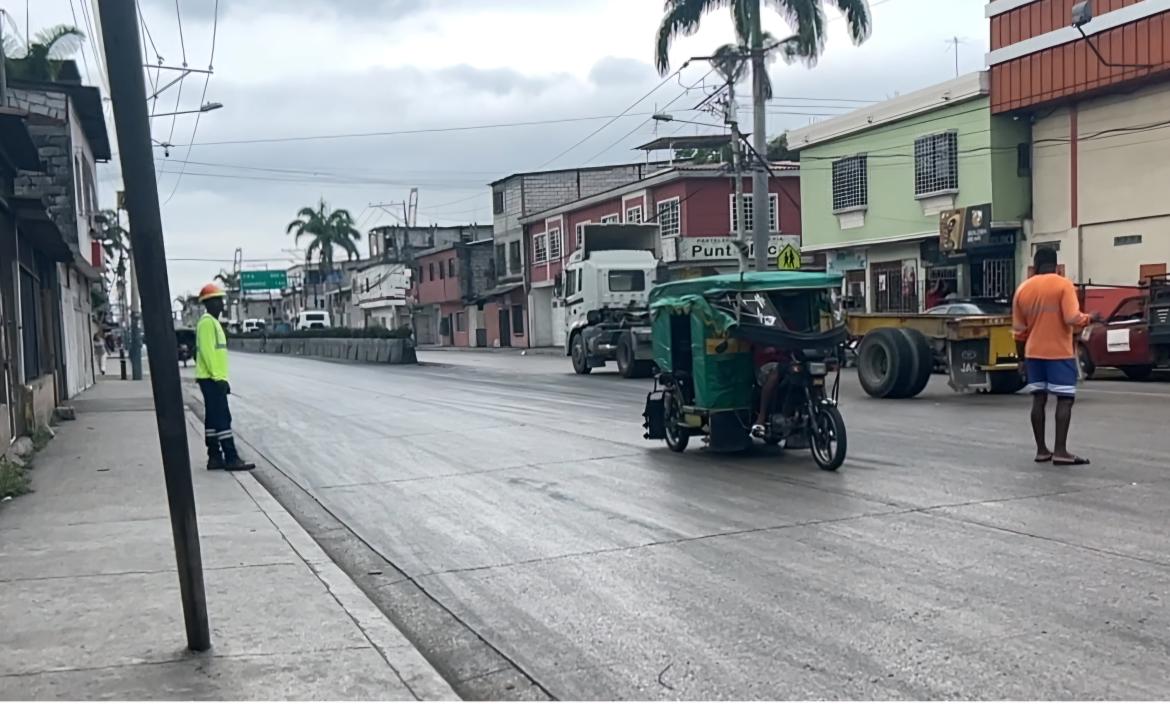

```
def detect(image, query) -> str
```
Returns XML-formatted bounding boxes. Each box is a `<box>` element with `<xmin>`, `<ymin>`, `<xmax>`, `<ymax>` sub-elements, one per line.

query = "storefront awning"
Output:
<box><xmin>10</xmin><ymin>196</ymin><xmax>71</xmax><ymax>262</ymax></box>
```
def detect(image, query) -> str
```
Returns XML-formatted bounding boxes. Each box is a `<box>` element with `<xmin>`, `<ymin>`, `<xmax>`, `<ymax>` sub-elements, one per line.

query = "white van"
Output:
<box><xmin>295</xmin><ymin>311</ymin><xmax>331</xmax><ymax>330</ymax></box>
<box><xmin>242</xmin><ymin>318</ymin><xmax>267</xmax><ymax>333</ymax></box>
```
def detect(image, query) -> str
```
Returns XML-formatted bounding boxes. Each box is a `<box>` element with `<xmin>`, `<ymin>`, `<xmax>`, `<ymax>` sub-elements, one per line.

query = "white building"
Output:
<box><xmin>354</xmin><ymin>261</ymin><xmax>411</xmax><ymax>329</ymax></box>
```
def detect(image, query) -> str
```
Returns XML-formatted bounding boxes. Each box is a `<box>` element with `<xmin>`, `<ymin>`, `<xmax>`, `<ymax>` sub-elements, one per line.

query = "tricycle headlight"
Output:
<box><xmin>808</xmin><ymin>362</ymin><xmax>828</xmax><ymax>376</ymax></box>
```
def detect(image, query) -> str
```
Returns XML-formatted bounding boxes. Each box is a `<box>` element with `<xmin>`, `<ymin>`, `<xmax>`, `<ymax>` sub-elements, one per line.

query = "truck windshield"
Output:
<box><xmin>608</xmin><ymin>271</ymin><xmax>645</xmax><ymax>292</ymax></box>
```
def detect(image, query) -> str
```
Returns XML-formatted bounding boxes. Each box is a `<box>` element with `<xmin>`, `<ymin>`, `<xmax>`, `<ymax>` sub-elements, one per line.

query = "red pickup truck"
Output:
<box><xmin>1079</xmin><ymin>276</ymin><xmax>1170</xmax><ymax>380</ymax></box>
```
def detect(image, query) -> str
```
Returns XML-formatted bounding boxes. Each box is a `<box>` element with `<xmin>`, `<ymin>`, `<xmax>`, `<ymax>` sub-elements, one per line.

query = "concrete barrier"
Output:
<box><xmin>226</xmin><ymin>337</ymin><xmax>416</xmax><ymax>365</ymax></box>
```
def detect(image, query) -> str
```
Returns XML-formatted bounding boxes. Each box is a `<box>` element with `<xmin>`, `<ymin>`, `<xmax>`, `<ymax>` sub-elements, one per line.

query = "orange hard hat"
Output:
<box><xmin>198</xmin><ymin>283</ymin><xmax>226</xmax><ymax>301</ymax></box>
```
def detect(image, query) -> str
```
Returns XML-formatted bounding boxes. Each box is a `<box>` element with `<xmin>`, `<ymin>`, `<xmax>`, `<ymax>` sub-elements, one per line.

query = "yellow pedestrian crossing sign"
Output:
<box><xmin>776</xmin><ymin>243</ymin><xmax>801</xmax><ymax>270</ymax></box>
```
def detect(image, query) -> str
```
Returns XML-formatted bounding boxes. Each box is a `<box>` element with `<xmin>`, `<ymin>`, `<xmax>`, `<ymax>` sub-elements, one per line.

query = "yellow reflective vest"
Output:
<box><xmin>195</xmin><ymin>313</ymin><xmax>229</xmax><ymax>381</ymax></box>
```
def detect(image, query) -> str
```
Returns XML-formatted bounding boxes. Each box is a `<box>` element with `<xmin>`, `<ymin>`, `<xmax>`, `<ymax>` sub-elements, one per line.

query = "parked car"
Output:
<box><xmin>242</xmin><ymin>318</ymin><xmax>267</xmax><ymax>333</ymax></box>
<box><xmin>295</xmin><ymin>311</ymin><xmax>331</xmax><ymax>330</ymax></box>
<box><xmin>924</xmin><ymin>299</ymin><xmax>1011</xmax><ymax>317</ymax></box>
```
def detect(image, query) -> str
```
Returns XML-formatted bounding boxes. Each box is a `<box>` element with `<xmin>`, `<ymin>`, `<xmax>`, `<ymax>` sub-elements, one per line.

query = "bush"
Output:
<box><xmin>233</xmin><ymin>325</ymin><xmax>413</xmax><ymax>340</ymax></box>
<box><xmin>0</xmin><ymin>457</ymin><xmax>31</xmax><ymax>500</ymax></box>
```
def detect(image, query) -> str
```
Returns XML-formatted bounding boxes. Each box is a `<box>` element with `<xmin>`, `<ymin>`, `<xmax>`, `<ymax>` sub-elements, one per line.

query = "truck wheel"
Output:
<box><xmin>856</xmin><ymin>328</ymin><xmax>914</xmax><ymax>399</ymax></box>
<box><xmin>570</xmin><ymin>333</ymin><xmax>592</xmax><ymax>375</ymax></box>
<box><xmin>896</xmin><ymin>328</ymin><xmax>934</xmax><ymax>399</ymax></box>
<box><xmin>1121</xmin><ymin>365</ymin><xmax>1153</xmax><ymax>381</ymax></box>
<box><xmin>988</xmin><ymin>370</ymin><xmax>1025</xmax><ymax>394</ymax></box>
<box><xmin>1078</xmin><ymin>345</ymin><xmax>1096</xmax><ymax>380</ymax></box>
<box><xmin>617</xmin><ymin>338</ymin><xmax>653</xmax><ymax>379</ymax></box>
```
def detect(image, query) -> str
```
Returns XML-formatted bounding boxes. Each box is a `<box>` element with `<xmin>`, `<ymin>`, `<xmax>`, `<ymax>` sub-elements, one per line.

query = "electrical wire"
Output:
<box><xmin>582</xmin><ymin>66</ymin><xmax>719</xmax><ymax>165</ymax></box>
<box><xmin>173</xmin><ymin>0</ymin><xmax>187</xmax><ymax>66</ymax></box>
<box><xmin>65</xmin><ymin>0</ymin><xmax>94</xmax><ymax>90</ymax></box>
<box><xmin>163</xmin><ymin>0</ymin><xmax>217</xmax><ymax>206</ymax></box>
<box><xmin>535</xmin><ymin>63</ymin><xmax>692</xmax><ymax>170</ymax></box>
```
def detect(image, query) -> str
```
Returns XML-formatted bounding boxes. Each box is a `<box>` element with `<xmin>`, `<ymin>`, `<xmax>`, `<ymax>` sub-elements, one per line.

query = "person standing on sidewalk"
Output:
<box><xmin>92</xmin><ymin>331</ymin><xmax>107</xmax><ymax>375</ymax></box>
<box><xmin>196</xmin><ymin>283</ymin><xmax>255</xmax><ymax>471</ymax></box>
<box><xmin>1012</xmin><ymin>247</ymin><xmax>1099</xmax><ymax>466</ymax></box>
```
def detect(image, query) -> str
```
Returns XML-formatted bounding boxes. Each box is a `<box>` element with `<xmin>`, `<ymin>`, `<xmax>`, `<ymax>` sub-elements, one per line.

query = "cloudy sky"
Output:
<box><xmin>9</xmin><ymin>0</ymin><xmax>989</xmax><ymax>298</ymax></box>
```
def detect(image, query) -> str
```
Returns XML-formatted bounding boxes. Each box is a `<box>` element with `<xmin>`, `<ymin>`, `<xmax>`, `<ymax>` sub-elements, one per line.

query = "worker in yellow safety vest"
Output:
<box><xmin>196</xmin><ymin>283</ymin><xmax>255</xmax><ymax>471</ymax></box>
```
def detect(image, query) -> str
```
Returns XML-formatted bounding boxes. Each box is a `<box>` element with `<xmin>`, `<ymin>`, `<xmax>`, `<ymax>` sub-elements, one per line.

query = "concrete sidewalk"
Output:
<box><xmin>0</xmin><ymin>380</ymin><xmax>458</xmax><ymax>700</ymax></box>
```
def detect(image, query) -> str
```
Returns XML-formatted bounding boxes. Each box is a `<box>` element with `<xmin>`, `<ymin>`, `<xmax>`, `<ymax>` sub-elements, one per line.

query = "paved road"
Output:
<box><xmin>223</xmin><ymin>350</ymin><xmax>1170</xmax><ymax>699</ymax></box>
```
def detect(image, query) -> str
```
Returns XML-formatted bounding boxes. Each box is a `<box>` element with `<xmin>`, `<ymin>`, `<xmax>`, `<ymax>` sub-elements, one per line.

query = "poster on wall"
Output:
<box><xmin>939</xmin><ymin>203</ymin><xmax>992</xmax><ymax>252</ymax></box>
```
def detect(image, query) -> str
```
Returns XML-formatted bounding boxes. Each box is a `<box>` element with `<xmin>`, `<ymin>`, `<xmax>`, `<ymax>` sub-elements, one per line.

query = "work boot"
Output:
<box><xmin>223</xmin><ymin>458</ymin><xmax>256</xmax><ymax>472</ymax></box>
<box><xmin>206</xmin><ymin>438</ymin><xmax>225</xmax><ymax>471</ymax></box>
<box><xmin>220</xmin><ymin>438</ymin><xmax>255</xmax><ymax>471</ymax></box>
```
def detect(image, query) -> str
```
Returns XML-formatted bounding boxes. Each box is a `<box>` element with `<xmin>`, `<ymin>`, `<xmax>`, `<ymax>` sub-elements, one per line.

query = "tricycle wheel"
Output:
<box><xmin>570</xmin><ymin>333</ymin><xmax>592</xmax><ymax>375</ymax></box>
<box><xmin>663</xmin><ymin>391</ymin><xmax>689</xmax><ymax>453</ymax></box>
<box><xmin>808</xmin><ymin>403</ymin><xmax>847</xmax><ymax>471</ymax></box>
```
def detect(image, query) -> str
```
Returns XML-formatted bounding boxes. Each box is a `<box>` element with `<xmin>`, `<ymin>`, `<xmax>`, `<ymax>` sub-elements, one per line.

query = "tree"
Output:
<box><xmin>655</xmin><ymin>0</ymin><xmax>871</xmax><ymax>268</ymax></box>
<box><xmin>3</xmin><ymin>25</ymin><xmax>86</xmax><ymax>82</ymax></box>
<box><xmin>286</xmin><ymin>198</ymin><xmax>362</xmax><ymax>319</ymax></box>
<box><xmin>93</xmin><ymin>209</ymin><xmax>129</xmax><ymax>327</ymax></box>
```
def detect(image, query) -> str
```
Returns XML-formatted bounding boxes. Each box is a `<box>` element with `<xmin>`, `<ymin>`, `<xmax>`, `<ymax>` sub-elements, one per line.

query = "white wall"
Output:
<box><xmin>1031</xmin><ymin>82</ymin><xmax>1170</xmax><ymax>284</ymax></box>
<box><xmin>529</xmin><ymin>286</ymin><xmax>554</xmax><ymax>347</ymax></box>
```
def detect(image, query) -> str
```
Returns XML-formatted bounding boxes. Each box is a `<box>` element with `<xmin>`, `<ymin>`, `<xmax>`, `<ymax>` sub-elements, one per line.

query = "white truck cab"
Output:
<box><xmin>562</xmin><ymin>224</ymin><xmax>661</xmax><ymax>377</ymax></box>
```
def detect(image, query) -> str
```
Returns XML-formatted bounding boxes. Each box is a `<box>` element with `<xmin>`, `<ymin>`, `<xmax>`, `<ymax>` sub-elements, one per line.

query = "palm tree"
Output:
<box><xmin>3</xmin><ymin>25</ymin><xmax>87</xmax><ymax>82</ymax></box>
<box><xmin>655</xmin><ymin>0</ymin><xmax>871</xmax><ymax>269</ymax></box>
<box><xmin>214</xmin><ymin>270</ymin><xmax>241</xmax><ymax>321</ymax></box>
<box><xmin>286</xmin><ymin>198</ymin><xmax>361</xmax><ymax>319</ymax></box>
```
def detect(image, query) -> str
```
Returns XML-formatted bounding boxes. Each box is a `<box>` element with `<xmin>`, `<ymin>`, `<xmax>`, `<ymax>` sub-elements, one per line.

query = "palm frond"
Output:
<box><xmin>656</xmin><ymin>0</ymin><xmax>730</xmax><ymax>75</ymax></box>
<box><xmin>831</xmin><ymin>0</ymin><xmax>872</xmax><ymax>45</ymax></box>
<box><xmin>35</xmin><ymin>25</ymin><xmax>86</xmax><ymax>59</ymax></box>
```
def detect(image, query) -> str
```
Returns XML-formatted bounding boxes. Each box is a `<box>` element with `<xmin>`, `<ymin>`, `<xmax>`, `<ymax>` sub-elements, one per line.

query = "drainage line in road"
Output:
<box><xmin>237</xmin><ymin>432</ymin><xmax>559</xmax><ymax>701</ymax></box>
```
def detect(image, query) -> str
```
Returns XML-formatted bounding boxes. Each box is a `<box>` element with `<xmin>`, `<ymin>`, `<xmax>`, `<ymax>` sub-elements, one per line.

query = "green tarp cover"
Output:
<box><xmin>649</xmin><ymin>271</ymin><xmax>842</xmax><ymax>411</ymax></box>
<box><xmin>648</xmin><ymin>271</ymin><xmax>843</xmax><ymax>304</ymax></box>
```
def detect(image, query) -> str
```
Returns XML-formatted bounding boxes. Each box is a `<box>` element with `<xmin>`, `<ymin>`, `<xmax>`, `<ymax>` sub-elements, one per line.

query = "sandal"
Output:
<box><xmin>1053</xmin><ymin>455</ymin><xmax>1091</xmax><ymax>466</ymax></box>
<box><xmin>1034</xmin><ymin>453</ymin><xmax>1053</xmax><ymax>463</ymax></box>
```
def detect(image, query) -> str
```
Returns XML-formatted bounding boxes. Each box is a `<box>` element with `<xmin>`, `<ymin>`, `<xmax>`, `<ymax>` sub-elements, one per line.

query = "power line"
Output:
<box><xmin>163</xmin><ymin>0</ymin><xmax>218</xmax><ymax>206</ymax></box>
<box><xmin>173</xmin><ymin>0</ymin><xmax>187</xmax><ymax>66</ymax></box>
<box><xmin>157</xmin><ymin>113</ymin><xmax>690</xmax><ymax>148</ymax></box>
<box><xmin>536</xmin><ymin>63</ymin><xmax>692</xmax><ymax>169</ymax></box>
<box><xmin>583</xmin><ymin>66</ymin><xmax>718</xmax><ymax>165</ymax></box>
<box><xmin>66</xmin><ymin>0</ymin><xmax>94</xmax><ymax>92</ymax></box>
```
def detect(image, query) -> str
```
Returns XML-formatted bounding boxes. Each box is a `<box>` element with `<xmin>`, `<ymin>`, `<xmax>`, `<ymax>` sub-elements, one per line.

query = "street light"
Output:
<box><xmin>151</xmin><ymin>102</ymin><xmax>224</xmax><ymax>118</ymax></box>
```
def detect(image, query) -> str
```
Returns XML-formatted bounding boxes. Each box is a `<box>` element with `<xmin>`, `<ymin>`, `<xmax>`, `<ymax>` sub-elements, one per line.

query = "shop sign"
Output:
<box><xmin>826</xmin><ymin>250</ymin><xmax>867</xmax><ymax>274</ymax></box>
<box><xmin>675</xmin><ymin>235</ymin><xmax>799</xmax><ymax>262</ymax></box>
<box><xmin>939</xmin><ymin>203</ymin><xmax>992</xmax><ymax>252</ymax></box>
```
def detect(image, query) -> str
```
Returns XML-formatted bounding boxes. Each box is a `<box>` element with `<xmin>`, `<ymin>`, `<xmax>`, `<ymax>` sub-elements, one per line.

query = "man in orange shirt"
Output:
<box><xmin>1012</xmin><ymin>247</ymin><xmax>1100</xmax><ymax>465</ymax></box>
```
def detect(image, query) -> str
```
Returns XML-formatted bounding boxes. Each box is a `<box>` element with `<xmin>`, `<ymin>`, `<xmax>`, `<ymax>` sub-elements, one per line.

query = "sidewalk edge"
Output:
<box><xmin>183</xmin><ymin>409</ymin><xmax>460</xmax><ymax>701</ymax></box>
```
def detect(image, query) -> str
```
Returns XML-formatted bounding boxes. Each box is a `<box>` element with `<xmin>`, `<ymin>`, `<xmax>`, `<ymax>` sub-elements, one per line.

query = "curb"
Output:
<box><xmin>183</xmin><ymin>395</ymin><xmax>461</xmax><ymax>701</ymax></box>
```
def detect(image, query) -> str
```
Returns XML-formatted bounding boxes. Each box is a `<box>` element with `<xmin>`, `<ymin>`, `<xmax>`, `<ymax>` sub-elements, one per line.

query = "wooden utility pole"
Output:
<box><xmin>96</xmin><ymin>0</ymin><xmax>210</xmax><ymax>652</ymax></box>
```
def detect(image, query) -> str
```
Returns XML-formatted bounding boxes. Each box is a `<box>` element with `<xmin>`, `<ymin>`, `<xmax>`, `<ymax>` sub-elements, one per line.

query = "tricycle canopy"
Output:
<box><xmin>648</xmin><ymin>271</ymin><xmax>845</xmax><ymax>410</ymax></box>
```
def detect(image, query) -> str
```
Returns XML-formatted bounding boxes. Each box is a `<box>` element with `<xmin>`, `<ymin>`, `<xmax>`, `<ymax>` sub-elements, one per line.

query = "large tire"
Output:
<box><xmin>570</xmin><ymin>332</ymin><xmax>591</xmax><ymax>375</ymax></box>
<box><xmin>616</xmin><ymin>337</ymin><xmax>651</xmax><ymax>379</ymax></box>
<box><xmin>1122</xmin><ymin>365</ymin><xmax>1154</xmax><ymax>381</ymax></box>
<box><xmin>809</xmin><ymin>403</ymin><xmax>847</xmax><ymax>471</ymax></box>
<box><xmin>988</xmin><ymin>370</ymin><xmax>1026</xmax><ymax>394</ymax></box>
<box><xmin>896</xmin><ymin>328</ymin><xmax>934</xmax><ymax>399</ymax></box>
<box><xmin>856</xmin><ymin>328</ymin><xmax>915</xmax><ymax>398</ymax></box>
<box><xmin>1078</xmin><ymin>344</ymin><xmax>1096</xmax><ymax>380</ymax></box>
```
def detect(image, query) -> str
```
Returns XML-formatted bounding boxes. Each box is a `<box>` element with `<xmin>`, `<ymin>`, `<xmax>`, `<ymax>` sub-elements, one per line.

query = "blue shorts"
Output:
<box><xmin>1024</xmin><ymin>358</ymin><xmax>1078</xmax><ymax>397</ymax></box>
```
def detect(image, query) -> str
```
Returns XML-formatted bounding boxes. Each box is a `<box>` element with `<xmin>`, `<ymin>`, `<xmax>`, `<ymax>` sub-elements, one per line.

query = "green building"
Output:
<box><xmin>787</xmin><ymin>71</ymin><xmax>1031</xmax><ymax>313</ymax></box>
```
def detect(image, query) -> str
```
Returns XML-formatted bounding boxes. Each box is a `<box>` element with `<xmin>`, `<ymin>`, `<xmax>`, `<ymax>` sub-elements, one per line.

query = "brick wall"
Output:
<box><xmin>7</xmin><ymin>87</ymin><xmax>79</xmax><ymax>247</ymax></box>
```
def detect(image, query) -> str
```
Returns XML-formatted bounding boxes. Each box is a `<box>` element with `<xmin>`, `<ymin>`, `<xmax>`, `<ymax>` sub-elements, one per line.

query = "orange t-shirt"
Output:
<box><xmin>1011</xmin><ymin>273</ymin><xmax>1090</xmax><ymax>359</ymax></box>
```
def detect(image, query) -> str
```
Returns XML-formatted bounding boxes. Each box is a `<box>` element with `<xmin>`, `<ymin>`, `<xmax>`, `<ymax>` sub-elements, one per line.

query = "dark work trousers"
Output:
<box><xmin>198</xmin><ymin>379</ymin><xmax>241</xmax><ymax>463</ymax></box>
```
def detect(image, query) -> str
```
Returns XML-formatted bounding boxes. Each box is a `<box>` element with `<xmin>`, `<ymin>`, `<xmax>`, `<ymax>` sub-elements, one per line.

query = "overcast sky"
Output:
<box><xmin>8</xmin><ymin>0</ymin><xmax>989</xmax><ymax>299</ymax></box>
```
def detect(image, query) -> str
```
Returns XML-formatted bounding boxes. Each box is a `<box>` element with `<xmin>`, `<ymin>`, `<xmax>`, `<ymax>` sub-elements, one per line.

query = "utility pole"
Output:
<box><xmin>749</xmin><ymin>9</ymin><xmax>770</xmax><ymax>272</ymax></box>
<box><xmin>122</xmin><ymin>197</ymin><xmax>143</xmax><ymax>380</ymax></box>
<box><xmin>97</xmin><ymin>0</ymin><xmax>210</xmax><ymax>652</ymax></box>
<box><xmin>726</xmin><ymin>85</ymin><xmax>747</xmax><ymax>274</ymax></box>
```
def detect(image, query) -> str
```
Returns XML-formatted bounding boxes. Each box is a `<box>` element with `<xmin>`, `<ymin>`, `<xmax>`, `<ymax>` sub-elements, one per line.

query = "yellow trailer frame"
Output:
<box><xmin>846</xmin><ymin>313</ymin><xmax>1022</xmax><ymax>397</ymax></box>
